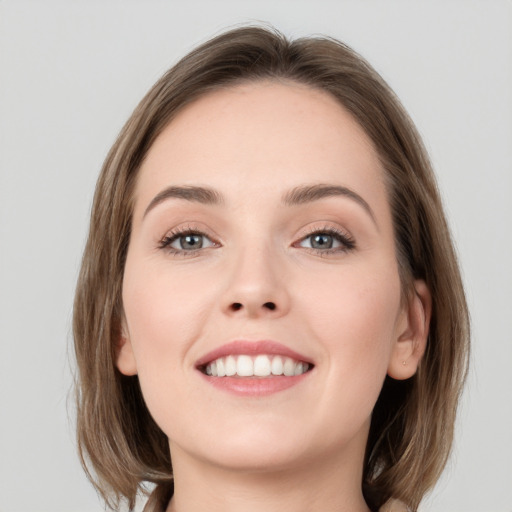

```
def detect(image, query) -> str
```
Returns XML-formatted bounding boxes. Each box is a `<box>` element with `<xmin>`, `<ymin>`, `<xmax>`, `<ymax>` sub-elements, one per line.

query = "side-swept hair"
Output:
<box><xmin>73</xmin><ymin>25</ymin><xmax>469</xmax><ymax>511</ymax></box>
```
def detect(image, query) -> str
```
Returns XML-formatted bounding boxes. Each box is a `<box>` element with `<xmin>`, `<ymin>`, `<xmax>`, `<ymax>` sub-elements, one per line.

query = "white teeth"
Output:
<box><xmin>294</xmin><ymin>362</ymin><xmax>305</xmax><ymax>376</ymax></box>
<box><xmin>236</xmin><ymin>355</ymin><xmax>254</xmax><ymax>377</ymax></box>
<box><xmin>271</xmin><ymin>356</ymin><xmax>284</xmax><ymax>375</ymax></box>
<box><xmin>254</xmin><ymin>355</ymin><xmax>271</xmax><ymax>377</ymax></box>
<box><xmin>225</xmin><ymin>355</ymin><xmax>236</xmax><ymax>376</ymax></box>
<box><xmin>283</xmin><ymin>357</ymin><xmax>295</xmax><ymax>376</ymax></box>
<box><xmin>216</xmin><ymin>358</ymin><xmax>226</xmax><ymax>377</ymax></box>
<box><xmin>204</xmin><ymin>354</ymin><xmax>311</xmax><ymax>378</ymax></box>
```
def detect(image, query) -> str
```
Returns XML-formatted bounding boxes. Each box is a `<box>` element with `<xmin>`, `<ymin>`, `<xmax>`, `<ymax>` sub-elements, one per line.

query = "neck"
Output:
<box><xmin>165</xmin><ymin>441</ymin><xmax>371</xmax><ymax>512</ymax></box>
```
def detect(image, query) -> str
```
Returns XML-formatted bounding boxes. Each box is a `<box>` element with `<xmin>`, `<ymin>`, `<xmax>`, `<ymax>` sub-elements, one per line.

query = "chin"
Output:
<box><xmin>169</xmin><ymin>415</ymin><xmax>363</xmax><ymax>476</ymax></box>
<box><xmin>201</xmin><ymin>440</ymin><xmax>311</xmax><ymax>474</ymax></box>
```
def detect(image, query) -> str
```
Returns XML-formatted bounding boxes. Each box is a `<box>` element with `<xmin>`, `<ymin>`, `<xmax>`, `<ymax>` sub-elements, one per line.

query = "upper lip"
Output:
<box><xmin>195</xmin><ymin>340</ymin><xmax>313</xmax><ymax>368</ymax></box>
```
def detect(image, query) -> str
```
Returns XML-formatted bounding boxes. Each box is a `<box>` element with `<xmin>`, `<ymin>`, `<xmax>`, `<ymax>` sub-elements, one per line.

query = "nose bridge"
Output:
<box><xmin>222</xmin><ymin>236</ymin><xmax>289</xmax><ymax>317</ymax></box>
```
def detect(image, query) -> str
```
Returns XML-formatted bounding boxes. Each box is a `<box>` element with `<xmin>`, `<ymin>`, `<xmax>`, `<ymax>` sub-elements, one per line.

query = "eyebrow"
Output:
<box><xmin>143</xmin><ymin>185</ymin><xmax>224</xmax><ymax>218</ymax></box>
<box><xmin>143</xmin><ymin>183</ymin><xmax>377</xmax><ymax>227</ymax></box>
<box><xmin>282</xmin><ymin>184</ymin><xmax>377</xmax><ymax>226</ymax></box>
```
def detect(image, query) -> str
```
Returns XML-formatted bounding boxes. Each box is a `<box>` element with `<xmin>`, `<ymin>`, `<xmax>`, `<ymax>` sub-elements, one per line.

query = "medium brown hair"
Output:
<box><xmin>73</xmin><ymin>25</ymin><xmax>469</xmax><ymax>511</ymax></box>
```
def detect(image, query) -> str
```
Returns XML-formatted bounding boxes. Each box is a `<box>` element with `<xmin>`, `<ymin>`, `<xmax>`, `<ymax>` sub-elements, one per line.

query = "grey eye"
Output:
<box><xmin>176</xmin><ymin>234</ymin><xmax>204</xmax><ymax>250</ymax></box>
<box><xmin>161</xmin><ymin>230</ymin><xmax>217</xmax><ymax>253</ymax></box>
<box><xmin>300</xmin><ymin>232</ymin><xmax>342</xmax><ymax>250</ymax></box>
<box><xmin>310</xmin><ymin>233</ymin><xmax>334</xmax><ymax>249</ymax></box>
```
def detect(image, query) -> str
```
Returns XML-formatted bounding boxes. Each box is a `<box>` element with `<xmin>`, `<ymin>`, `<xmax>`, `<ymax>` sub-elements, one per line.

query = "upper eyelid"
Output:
<box><xmin>160</xmin><ymin>223</ymin><xmax>219</xmax><ymax>240</ymax></box>
<box><xmin>299</xmin><ymin>231</ymin><xmax>353</xmax><ymax>245</ymax></box>
<box><xmin>296</xmin><ymin>223</ymin><xmax>354</xmax><ymax>240</ymax></box>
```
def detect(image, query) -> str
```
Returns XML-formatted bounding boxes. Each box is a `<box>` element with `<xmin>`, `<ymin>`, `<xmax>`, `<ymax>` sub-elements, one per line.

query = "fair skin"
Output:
<box><xmin>117</xmin><ymin>81</ymin><xmax>430</xmax><ymax>512</ymax></box>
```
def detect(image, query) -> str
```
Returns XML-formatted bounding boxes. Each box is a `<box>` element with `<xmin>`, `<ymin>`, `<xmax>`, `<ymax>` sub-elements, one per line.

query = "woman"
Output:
<box><xmin>73</xmin><ymin>26</ymin><xmax>469</xmax><ymax>512</ymax></box>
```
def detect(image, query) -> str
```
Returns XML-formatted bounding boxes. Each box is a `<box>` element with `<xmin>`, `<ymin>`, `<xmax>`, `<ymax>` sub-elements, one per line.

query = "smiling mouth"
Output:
<box><xmin>200</xmin><ymin>354</ymin><xmax>313</xmax><ymax>378</ymax></box>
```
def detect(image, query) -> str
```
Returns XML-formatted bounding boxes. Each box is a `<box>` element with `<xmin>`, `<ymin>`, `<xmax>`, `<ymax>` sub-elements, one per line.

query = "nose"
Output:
<box><xmin>221</xmin><ymin>245</ymin><xmax>290</xmax><ymax>319</ymax></box>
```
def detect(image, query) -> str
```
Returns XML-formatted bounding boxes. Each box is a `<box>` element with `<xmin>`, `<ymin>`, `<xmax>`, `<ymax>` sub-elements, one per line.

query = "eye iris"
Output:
<box><xmin>311</xmin><ymin>233</ymin><xmax>333</xmax><ymax>249</ymax></box>
<box><xmin>180</xmin><ymin>234</ymin><xmax>203</xmax><ymax>250</ymax></box>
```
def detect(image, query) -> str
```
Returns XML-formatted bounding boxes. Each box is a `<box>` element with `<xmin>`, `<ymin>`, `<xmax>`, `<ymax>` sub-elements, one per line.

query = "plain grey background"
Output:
<box><xmin>1</xmin><ymin>1</ymin><xmax>511</xmax><ymax>511</ymax></box>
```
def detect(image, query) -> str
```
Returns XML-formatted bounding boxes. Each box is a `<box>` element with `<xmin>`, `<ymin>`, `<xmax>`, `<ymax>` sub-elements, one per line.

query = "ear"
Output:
<box><xmin>387</xmin><ymin>280</ymin><xmax>431</xmax><ymax>380</ymax></box>
<box><xmin>115</xmin><ymin>319</ymin><xmax>138</xmax><ymax>376</ymax></box>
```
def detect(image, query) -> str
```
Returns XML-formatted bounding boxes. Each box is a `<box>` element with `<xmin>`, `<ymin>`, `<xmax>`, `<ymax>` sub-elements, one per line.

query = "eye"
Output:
<box><xmin>302</xmin><ymin>233</ymin><xmax>337</xmax><ymax>250</ymax></box>
<box><xmin>159</xmin><ymin>229</ymin><xmax>217</xmax><ymax>254</ymax></box>
<box><xmin>297</xmin><ymin>228</ymin><xmax>355</xmax><ymax>254</ymax></box>
<box><xmin>172</xmin><ymin>233</ymin><xmax>210</xmax><ymax>250</ymax></box>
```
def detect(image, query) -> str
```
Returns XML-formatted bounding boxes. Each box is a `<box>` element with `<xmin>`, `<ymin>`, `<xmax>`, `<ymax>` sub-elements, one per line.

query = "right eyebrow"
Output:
<box><xmin>282</xmin><ymin>183</ymin><xmax>378</xmax><ymax>228</ymax></box>
<box><xmin>143</xmin><ymin>185</ymin><xmax>224</xmax><ymax>219</ymax></box>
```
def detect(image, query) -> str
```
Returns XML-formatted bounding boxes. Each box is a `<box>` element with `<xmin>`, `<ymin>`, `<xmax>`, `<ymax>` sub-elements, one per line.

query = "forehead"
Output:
<box><xmin>133</xmin><ymin>81</ymin><xmax>387</xmax><ymax>219</ymax></box>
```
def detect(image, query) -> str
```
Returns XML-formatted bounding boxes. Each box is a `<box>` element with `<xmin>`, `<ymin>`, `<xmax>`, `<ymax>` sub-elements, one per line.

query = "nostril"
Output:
<box><xmin>229</xmin><ymin>302</ymin><xmax>276</xmax><ymax>312</ymax></box>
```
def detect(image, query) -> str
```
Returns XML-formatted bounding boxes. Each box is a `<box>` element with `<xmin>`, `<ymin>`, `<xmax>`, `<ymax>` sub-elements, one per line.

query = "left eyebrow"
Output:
<box><xmin>282</xmin><ymin>184</ymin><xmax>378</xmax><ymax>228</ymax></box>
<box><xmin>143</xmin><ymin>185</ymin><xmax>224</xmax><ymax>219</ymax></box>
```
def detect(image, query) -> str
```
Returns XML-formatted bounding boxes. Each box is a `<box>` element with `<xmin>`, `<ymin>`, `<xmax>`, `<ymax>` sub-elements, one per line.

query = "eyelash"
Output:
<box><xmin>158</xmin><ymin>226</ymin><xmax>218</xmax><ymax>257</ymax></box>
<box><xmin>296</xmin><ymin>226</ymin><xmax>356</xmax><ymax>256</ymax></box>
<box><xmin>158</xmin><ymin>225</ymin><xmax>356</xmax><ymax>257</ymax></box>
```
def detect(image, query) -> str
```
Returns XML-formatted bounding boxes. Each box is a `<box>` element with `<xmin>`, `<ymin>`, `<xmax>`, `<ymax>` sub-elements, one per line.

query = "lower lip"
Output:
<box><xmin>198</xmin><ymin>372</ymin><xmax>311</xmax><ymax>396</ymax></box>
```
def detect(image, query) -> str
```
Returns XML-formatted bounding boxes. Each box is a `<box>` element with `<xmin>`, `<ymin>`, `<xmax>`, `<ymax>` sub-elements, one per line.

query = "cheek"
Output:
<box><xmin>121</xmin><ymin>256</ymin><xmax>211</xmax><ymax>382</ymax></box>
<box><xmin>305</xmin><ymin>263</ymin><xmax>400</xmax><ymax>338</ymax></box>
<box><xmin>300</xmin><ymin>264</ymin><xmax>401</xmax><ymax>401</ymax></box>
<box><xmin>121</xmin><ymin>260</ymin><xmax>216</xmax><ymax>435</ymax></box>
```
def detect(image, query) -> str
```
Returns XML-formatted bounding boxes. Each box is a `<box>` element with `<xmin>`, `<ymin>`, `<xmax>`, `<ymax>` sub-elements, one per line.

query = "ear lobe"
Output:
<box><xmin>115</xmin><ymin>323</ymin><xmax>138</xmax><ymax>376</ymax></box>
<box><xmin>387</xmin><ymin>280</ymin><xmax>431</xmax><ymax>380</ymax></box>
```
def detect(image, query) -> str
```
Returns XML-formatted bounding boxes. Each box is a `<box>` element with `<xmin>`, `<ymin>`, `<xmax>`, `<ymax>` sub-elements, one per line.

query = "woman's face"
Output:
<box><xmin>118</xmin><ymin>81</ymin><xmax>423</xmax><ymax>474</ymax></box>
